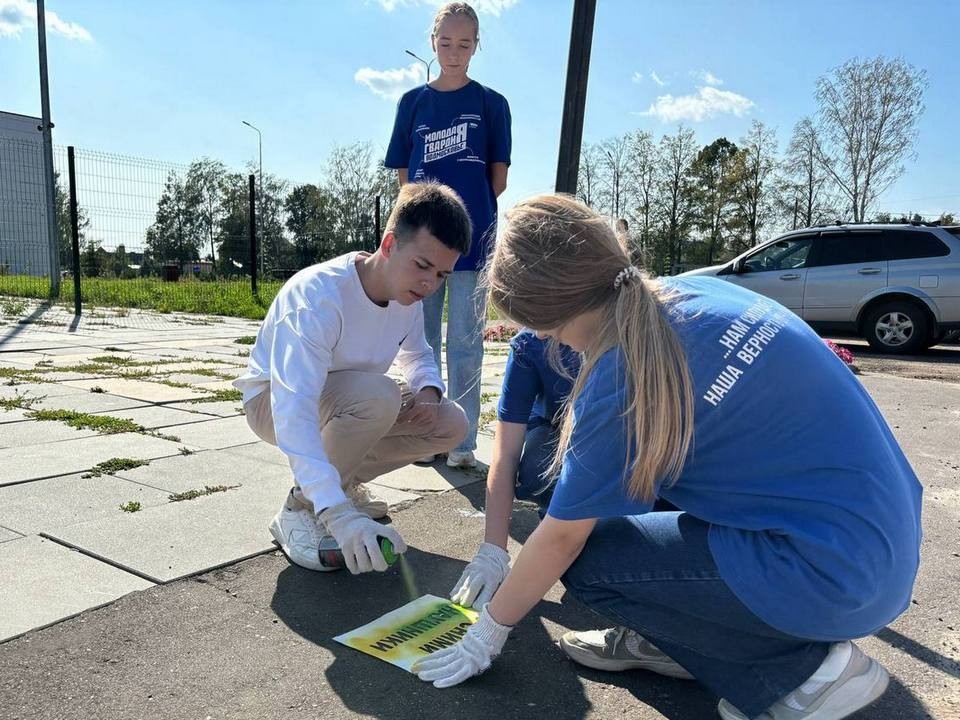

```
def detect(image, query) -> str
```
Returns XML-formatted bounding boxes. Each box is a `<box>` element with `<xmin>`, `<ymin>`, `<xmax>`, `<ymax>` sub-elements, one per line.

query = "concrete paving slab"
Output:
<box><xmin>0</xmin><ymin>432</ymin><xmax>185</xmax><ymax>486</ymax></box>
<box><xmin>191</xmin><ymin>379</ymin><xmax>239</xmax><ymax>392</ymax></box>
<box><xmin>231</xmin><ymin>440</ymin><xmax>288</xmax><ymax>467</ymax></box>
<box><xmin>167</xmin><ymin>400</ymin><xmax>244</xmax><ymax>417</ymax></box>
<box><xmin>171</xmin><ymin>415</ymin><xmax>259</xmax><ymax>450</ymax></box>
<box><xmin>0</xmin><ymin>473</ymin><xmax>171</xmax><ymax>535</ymax></box>
<box><xmin>0</xmin><ymin>419</ymin><xmax>99</xmax><ymax>448</ymax></box>
<box><xmin>0</xmin><ymin>535</ymin><xmax>154</xmax><ymax>641</ymax></box>
<box><xmin>28</xmin><ymin>390</ymin><xmax>148</xmax><ymax>414</ymax></box>
<box><xmin>61</xmin><ymin>378</ymin><xmax>207</xmax><ymax>403</ymax></box>
<box><xmin>363</xmin><ymin>483</ymin><xmax>422</xmax><ymax>508</ymax></box>
<box><xmin>0</xmin><ymin>526</ymin><xmax>22</xmax><ymax>542</ymax></box>
<box><xmin>0</xmin><ymin>382</ymin><xmax>87</xmax><ymax>400</ymax></box>
<box><xmin>45</xmin><ymin>472</ymin><xmax>290</xmax><ymax>583</ymax></box>
<box><xmin>89</xmin><ymin>404</ymin><xmax>215</xmax><ymax>430</ymax></box>
<box><xmin>0</xmin><ymin>408</ymin><xmax>33</xmax><ymax>424</ymax></box>
<box><xmin>374</xmin><ymin>461</ymin><xmax>485</xmax><ymax>492</ymax></box>
<box><xmin>159</xmin><ymin>372</ymin><xmax>234</xmax><ymax>386</ymax></box>
<box><xmin>112</xmin><ymin>446</ymin><xmax>293</xmax><ymax>494</ymax></box>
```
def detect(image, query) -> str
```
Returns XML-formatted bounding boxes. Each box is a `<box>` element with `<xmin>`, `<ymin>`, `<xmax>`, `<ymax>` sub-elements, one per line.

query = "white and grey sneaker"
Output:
<box><xmin>268</xmin><ymin>491</ymin><xmax>334</xmax><ymax>572</ymax></box>
<box><xmin>446</xmin><ymin>450</ymin><xmax>477</xmax><ymax>469</ymax></box>
<box><xmin>346</xmin><ymin>483</ymin><xmax>389</xmax><ymax>520</ymax></box>
<box><xmin>717</xmin><ymin>641</ymin><xmax>889</xmax><ymax>720</ymax></box>
<box><xmin>560</xmin><ymin>626</ymin><xmax>694</xmax><ymax>679</ymax></box>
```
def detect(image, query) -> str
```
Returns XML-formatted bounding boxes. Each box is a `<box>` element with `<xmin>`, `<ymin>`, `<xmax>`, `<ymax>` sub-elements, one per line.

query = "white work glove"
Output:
<box><xmin>319</xmin><ymin>501</ymin><xmax>407</xmax><ymax>574</ymax></box>
<box><xmin>412</xmin><ymin>606</ymin><xmax>512</xmax><ymax>688</ymax></box>
<box><xmin>450</xmin><ymin>542</ymin><xmax>511</xmax><ymax>608</ymax></box>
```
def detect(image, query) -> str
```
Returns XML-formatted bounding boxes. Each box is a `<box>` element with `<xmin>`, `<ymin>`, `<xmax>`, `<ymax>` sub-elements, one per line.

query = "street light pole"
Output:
<box><xmin>241</xmin><ymin>120</ymin><xmax>263</xmax><ymax>276</ymax></box>
<box><xmin>405</xmin><ymin>49</ymin><xmax>436</xmax><ymax>83</ymax></box>
<box><xmin>37</xmin><ymin>0</ymin><xmax>60</xmax><ymax>297</ymax></box>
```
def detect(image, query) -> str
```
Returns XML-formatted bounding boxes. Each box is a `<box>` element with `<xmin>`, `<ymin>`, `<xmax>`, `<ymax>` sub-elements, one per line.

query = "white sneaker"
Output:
<box><xmin>268</xmin><ymin>494</ymin><xmax>334</xmax><ymax>572</ymax></box>
<box><xmin>717</xmin><ymin>641</ymin><xmax>889</xmax><ymax>720</ymax></box>
<box><xmin>413</xmin><ymin>454</ymin><xmax>437</xmax><ymax>465</ymax></box>
<box><xmin>560</xmin><ymin>626</ymin><xmax>694</xmax><ymax>679</ymax></box>
<box><xmin>346</xmin><ymin>483</ymin><xmax>388</xmax><ymax>520</ymax></box>
<box><xmin>446</xmin><ymin>450</ymin><xmax>477</xmax><ymax>469</ymax></box>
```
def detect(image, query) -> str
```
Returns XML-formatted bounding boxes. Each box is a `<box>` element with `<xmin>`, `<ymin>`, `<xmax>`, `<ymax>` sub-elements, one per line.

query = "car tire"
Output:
<box><xmin>863</xmin><ymin>301</ymin><xmax>929</xmax><ymax>355</ymax></box>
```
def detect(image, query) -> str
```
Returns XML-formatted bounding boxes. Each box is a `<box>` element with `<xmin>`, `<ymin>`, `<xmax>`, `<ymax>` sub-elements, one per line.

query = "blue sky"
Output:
<box><xmin>2</xmin><ymin>0</ymin><xmax>958</xmax><ymax>220</ymax></box>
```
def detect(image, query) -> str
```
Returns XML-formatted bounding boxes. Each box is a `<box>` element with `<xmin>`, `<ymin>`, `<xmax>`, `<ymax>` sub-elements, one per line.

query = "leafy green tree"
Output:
<box><xmin>731</xmin><ymin>121</ymin><xmax>779</xmax><ymax>254</ymax></box>
<box><xmin>689</xmin><ymin>138</ymin><xmax>739</xmax><ymax>265</ymax></box>
<box><xmin>186</xmin><ymin>158</ymin><xmax>227</xmax><ymax>264</ymax></box>
<box><xmin>285</xmin><ymin>183</ymin><xmax>336</xmax><ymax>267</ymax></box>
<box><xmin>656</xmin><ymin>126</ymin><xmax>699</xmax><ymax>273</ymax></box>
<box><xmin>145</xmin><ymin>170</ymin><xmax>203</xmax><ymax>265</ymax></box>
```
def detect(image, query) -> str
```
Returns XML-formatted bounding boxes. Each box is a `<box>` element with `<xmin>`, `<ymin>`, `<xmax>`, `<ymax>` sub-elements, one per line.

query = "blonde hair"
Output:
<box><xmin>484</xmin><ymin>195</ymin><xmax>694</xmax><ymax>501</ymax></box>
<box><xmin>431</xmin><ymin>2</ymin><xmax>480</xmax><ymax>42</ymax></box>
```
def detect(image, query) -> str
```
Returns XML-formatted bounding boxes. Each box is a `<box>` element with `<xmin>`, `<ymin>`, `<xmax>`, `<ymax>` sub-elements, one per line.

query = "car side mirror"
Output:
<box><xmin>732</xmin><ymin>259</ymin><xmax>744</xmax><ymax>274</ymax></box>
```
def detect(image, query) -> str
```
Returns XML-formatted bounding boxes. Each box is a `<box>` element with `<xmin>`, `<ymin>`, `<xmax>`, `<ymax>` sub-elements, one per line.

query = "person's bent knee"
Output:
<box><xmin>435</xmin><ymin>401</ymin><xmax>469</xmax><ymax>451</ymax></box>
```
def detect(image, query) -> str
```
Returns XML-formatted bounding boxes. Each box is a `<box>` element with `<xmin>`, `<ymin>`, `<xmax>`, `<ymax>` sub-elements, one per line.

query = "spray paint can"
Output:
<box><xmin>317</xmin><ymin>535</ymin><xmax>398</xmax><ymax>570</ymax></box>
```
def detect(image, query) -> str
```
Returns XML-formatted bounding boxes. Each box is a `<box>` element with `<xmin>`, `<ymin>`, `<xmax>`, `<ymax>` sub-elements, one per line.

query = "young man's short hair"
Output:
<box><xmin>386</xmin><ymin>181</ymin><xmax>472</xmax><ymax>256</ymax></box>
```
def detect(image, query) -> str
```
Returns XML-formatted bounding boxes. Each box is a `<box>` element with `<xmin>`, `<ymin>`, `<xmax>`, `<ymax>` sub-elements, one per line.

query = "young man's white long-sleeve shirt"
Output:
<box><xmin>233</xmin><ymin>252</ymin><xmax>443</xmax><ymax>512</ymax></box>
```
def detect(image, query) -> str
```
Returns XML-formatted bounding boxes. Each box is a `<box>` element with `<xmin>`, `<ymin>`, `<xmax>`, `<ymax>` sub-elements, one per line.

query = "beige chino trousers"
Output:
<box><xmin>244</xmin><ymin>371</ymin><xmax>468</xmax><ymax>512</ymax></box>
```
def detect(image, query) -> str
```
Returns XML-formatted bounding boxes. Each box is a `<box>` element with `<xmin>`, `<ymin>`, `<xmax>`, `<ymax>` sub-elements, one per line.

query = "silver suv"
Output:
<box><xmin>680</xmin><ymin>223</ymin><xmax>960</xmax><ymax>354</ymax></box>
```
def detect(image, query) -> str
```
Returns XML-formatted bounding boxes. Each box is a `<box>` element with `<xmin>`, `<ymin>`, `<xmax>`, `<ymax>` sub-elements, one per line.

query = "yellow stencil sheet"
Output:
<box><xmin>334</xmin><ymin>594</ymin><xmax>479</xmax><ymax>673</ymax></box>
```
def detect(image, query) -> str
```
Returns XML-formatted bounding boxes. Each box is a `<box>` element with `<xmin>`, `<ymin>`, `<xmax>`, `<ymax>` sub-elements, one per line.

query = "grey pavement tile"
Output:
<box><xmin>112</xmin><ymin>446</ymin><xmax>292</xmax><ymax>493</ymax></box>
<box><xmin>0</xmin><ymin>352</ymin><xmax>48</xmax><ymax>365</ymax></box>
<box><xmin>363</xmin><ymin>483</ymin><xmax>422</xmax><ymax>508</ymax></box>
<box><xmin>46</xmin><ymin>473</ymin><xmax>291</xmax><ymax>583</ymax></box>
<box><xmin>231</xmin><ymin>440</ymin><xmax>288</xmax><ymax>467</ymax></box>
<box><xmin>89</xmin><ymin>404</ymin><xmax>216</xmax><ymax>430</ymax></box>
<box><xmin>62</xmin><ymin>378</ymin><xmax>207</xmax><ymax>403</ymax></box>
<box><xmin>28</xmin><ymin>391</ymin><xmax>148</xmax><ymax>414</ymax></box>
<box><xmin>0</xmin><ymin>535</ymin><xmax>154</xmax><ymax>641</ymax></box>
<box><xmin>0</xmin><ymin>419</ymin><xmax>99</xmax><ymax>448</ymax></box>
<box><xmin>0</xmin><ymin>432</ymin><xmax>186</xmax><ymax>486</ymax></box>
<box><xmin>0</xmin><ymin>526</ymin><xmax>23</xmax><ymax>542</ymax></box>
<box><xmin>373</xmin><ymin>462</ymin><xmax>485</xmax><ymax>492</ymax></box>
<box><xmin>0</xmin><ymin>473</ymin><xmax>170</xmax><ymax>535</ymax></box>
<box><xmin>0</xmin><ymin>382</ymin><xmax>88</xmax><ymax>400</ymax></box>
<box><xmin>0</xmin><ymin>408</ymin><xmax>32</xmax><ymax>424</ymax></box>
<box><xmin>172</xmin><ymin>415</ymin><xmax>259</xmax><ymax>451</ymax></box>
<box><xmin>159</xmin><ymin>373</ymin><xmax>234</xmax><ymax>386</ymax></box>
<box><xmin>166</xmin><ymin>400</ymin><xmax>245</xmax><ymax>417</ymax></box>
<box><xmin>190</xmin><ymin>379</ymin><xmax>237</xmax><ymax>392</ymax></box>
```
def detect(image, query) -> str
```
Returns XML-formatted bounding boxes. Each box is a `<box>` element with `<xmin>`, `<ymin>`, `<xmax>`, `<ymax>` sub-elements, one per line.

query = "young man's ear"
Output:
<box><xmin>381</xmin><ymin>231</ymin><xmax>397</xmax><ymax>258</ymax></box>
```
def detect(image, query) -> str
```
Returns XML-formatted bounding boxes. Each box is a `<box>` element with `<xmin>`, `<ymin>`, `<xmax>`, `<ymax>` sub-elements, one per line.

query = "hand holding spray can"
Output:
<box><xmin>317</xmin><ymin>535</ymin><xmax>397</xmax><ymax>570</ymax></box>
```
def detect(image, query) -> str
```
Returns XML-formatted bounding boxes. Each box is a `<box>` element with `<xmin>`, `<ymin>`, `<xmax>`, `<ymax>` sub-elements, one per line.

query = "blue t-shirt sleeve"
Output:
<box><xmin>547</xmin><ymin>352</ymin><xmax>654</xmax><ymax>521</ymax></box>
<box><xmin>487</xmin><ymin>91</ymin><xmax>512</xmax><ymax>166</ymax></box>
<box><xmin>385</xmin><ymin>92</ymin><xmax>415</xmax><ymax>169</ymax></box>
<box><xmin>497</xmin><ymin>335</ymin><xmax>541</xmax><ymax>423</ymax></box>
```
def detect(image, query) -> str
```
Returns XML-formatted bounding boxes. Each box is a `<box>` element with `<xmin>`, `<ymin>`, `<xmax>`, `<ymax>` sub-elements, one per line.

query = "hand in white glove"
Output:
<box><xmin>450</xmin><ymin>542</ymin><xmax>510</xmax><ymax>608</ymax></box>
<box><xmin>319</xmin><ymin>501</ymin><xmax>406</xmax><ymax>574</ymax></box>
<box><xmin>412</xmin><ymin>606</ymin><xmax>512</xmax><ymax>688</ymax></box>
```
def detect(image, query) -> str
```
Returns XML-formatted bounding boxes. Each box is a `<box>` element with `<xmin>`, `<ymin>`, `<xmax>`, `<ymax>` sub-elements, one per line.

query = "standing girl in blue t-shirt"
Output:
<box><xmin>385</xmin><ymin>2</ymin><xmax>512</xmax><ymax>470</ymax></box>
<box><xmin>413</xmin><ymin>195</ymin><xmax>921</xmax><ymax>720</ymax></box>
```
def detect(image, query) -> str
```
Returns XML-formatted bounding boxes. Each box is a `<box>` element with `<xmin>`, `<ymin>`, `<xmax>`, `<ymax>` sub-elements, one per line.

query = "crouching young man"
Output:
<box><xmin>234</xmin><ymin>182</ymin><xmax>471</xmax><ymax>574</ymax></box>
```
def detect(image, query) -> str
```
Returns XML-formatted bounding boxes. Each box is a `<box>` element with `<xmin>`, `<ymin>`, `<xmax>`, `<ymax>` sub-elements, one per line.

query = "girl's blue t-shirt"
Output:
<box><xmin>497</xmin><ymin>330</ymin><xmax>580</xmax><ymax>428</ymax></box>
<box><xmin>385</xmin><ymin>81</ymin><xmax>512</xmax><ymax>272</ymax></box>
<box><xmin>548</xmin><ymin>277</ymin><xmax>922</xmax><ymax>641</ymax></box>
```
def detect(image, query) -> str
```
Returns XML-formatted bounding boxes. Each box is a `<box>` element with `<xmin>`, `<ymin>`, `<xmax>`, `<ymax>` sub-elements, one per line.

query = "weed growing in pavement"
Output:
<box><xmin>89</xmin><ymin>386</ymin><xmax>105</xmax><ymax>393</ymax></box>
<box><xmin>478</xmin><ymin>408</ymin><xmax>498</xmax><ymax>429</ymax></box>
<box><xmin>190</xmin><ymin>388</ymin><xmax>242</xmax><ymax>403</ymax></box>
<box><xmin>0</xmin><ymin>391</ymin><xmax>44</xmax><ymax>411</ymax></box>
<box><xmin>179</xmin><ymin>446</ymin><xmax>194</xmax><ymax>455</ymax></box>
<box><xmin>1</xmin><ymin>298</ymin><xmax>26</xmax><ymax>316</ymax></box>
<box><xmin>119</xmin><ymin>501</ymin><xmax>142</xmax><ymax>513</ymax></box>
<box><xmin>28</xmin><ymin>409</ymin><xmax>144</xmax><ymax>434</ymax></box>
<box><xmin>234</xmin><ymin>336</ymin><xmax>257</xmax><ymax>345</ymax></box>
<box><xmin>168</xmin><ymin>484</ymin><xmax>239</xmax><ymax>502</ymax></box>
<box><xmin>82</xmin><ymin>457</ymin><xmax>149</xmax><ymax>478</ymax></box>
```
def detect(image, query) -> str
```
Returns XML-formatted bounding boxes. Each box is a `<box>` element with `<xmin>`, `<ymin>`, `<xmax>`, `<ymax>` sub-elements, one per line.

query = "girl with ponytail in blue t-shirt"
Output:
<box><xmin>413</xmin><ymin>195</ymin><xmax>921</xmax><ymax>720</ymax></box>
<box><xmin>386</xmin><ymin>2</ymin><xmax>512</xmax><ymax>470</ymax></box>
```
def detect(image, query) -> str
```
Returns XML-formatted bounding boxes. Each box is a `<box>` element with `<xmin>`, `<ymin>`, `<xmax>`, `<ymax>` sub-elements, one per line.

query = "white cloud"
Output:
<box><xmin>632</xmin><ymin>71</ymin><xmax>644</xmax><ymax>84</ymax></box>
<box><xmin>373</xmin><ymin>0</ymin><xmax>518</xmax><ymax>15</ymax></box>
<box><xmin>0</xmin><ymin>0</ymin><xmax>91</xmax><ymax>40</ymax></box>
<box><xmin>649</xmin><ymin>70</ymin><xmax>667</xmax><ymax>87</ymax></box>
<box><xmin>355</xmin><ymin>62</ymin><xmax>426</xmax><ymax>100</ymax></box>
<box><xmin>639</xmin><ymin>86</ymin><xmax>754</xmax><ymax>123</ymax></box>
<box><xmin>697</xmin><ymin>70</ymin><xmax>723</xmax><ymax>86</ymax></box>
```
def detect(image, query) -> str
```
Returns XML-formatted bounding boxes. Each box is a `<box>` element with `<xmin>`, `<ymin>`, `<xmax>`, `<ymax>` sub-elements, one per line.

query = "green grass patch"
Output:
<box><xmin>28</xmin><ymin>409</ymin><xmax>144</xmax><ymax>434</ymax></box>
<box><xmin>480</xmin><ymin>392</ymin><xmax>498</xmax><ymax>405</ymax></box>
<box><xmin>478</xmin><ymin>408</ymin><xmax>498</xmax><ymax>429</ymax></box>
<box><xmin>0</xmin><ymin>367</ymin><xmax>42</xmax><ymax>384</ymax></box>
<box><xmin>0</xmin><ymin>391</ymin><xmax>44</xmax><ymax>411</ymax></box>
<box><xmin>83</xmin><ymin>457</ymin><xmax>149</xmax><ymax>478</ymax></box>
<box><xmin>119</xmin><ymin>500</ymin><xmax>142</xmax><ymax>513</ymax></box>
<box><xmin>190</xmin><ymin>388</ymin><xmax>242</xmax><ymax>403</ymax></box>
<box><xmin>181</xmin><ymin>367</ymin><xmax>233</xmax><ymax>379</ymax></box>
<box><xmin>234</xmin><ymin>336</ymin><xmax>257</xmax><ymax>345</ymax></box>
<box><xmin>168</xmin><ymin>484</ymin><xmax>239</xmax><ymax>502</ymax></box>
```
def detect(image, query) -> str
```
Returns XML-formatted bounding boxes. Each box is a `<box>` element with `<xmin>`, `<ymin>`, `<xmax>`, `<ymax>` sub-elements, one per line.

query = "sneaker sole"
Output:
<box><xmin>559</xmin><ymin>636</ymin><xmax>694</xmax><ymax>679</ymax></box>
<box><xmin>716</xmin><ymin>660</ymin><xmax>889</xmax><ymax>720</ymax></box>
<box><xmin>268</xmin><ymin>517</ymin><xmax>337</xmax><ymax>573</ymax></box>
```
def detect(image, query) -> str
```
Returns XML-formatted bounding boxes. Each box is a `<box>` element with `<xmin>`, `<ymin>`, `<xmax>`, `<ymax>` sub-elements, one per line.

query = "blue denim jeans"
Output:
<box><xmin>422</xmin><ymin>270</ymin><xmax>485</xmax><ymax>453</ymax></box>
<box><xmin>515</xmin><ymin>423</ymin><xmax>559</xmax><ymax>511</ymax></box>
<box><xmin>560</xmin><ymin>512</ymin><xmax>831</xmax><ymax>717</ymax></box>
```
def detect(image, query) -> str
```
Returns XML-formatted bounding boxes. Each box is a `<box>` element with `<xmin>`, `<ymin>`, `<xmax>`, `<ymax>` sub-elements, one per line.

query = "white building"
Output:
<box><xmin>0</xmin><ymin>110</ymin><xmax>52</xmax><ymax>276</ymax></box>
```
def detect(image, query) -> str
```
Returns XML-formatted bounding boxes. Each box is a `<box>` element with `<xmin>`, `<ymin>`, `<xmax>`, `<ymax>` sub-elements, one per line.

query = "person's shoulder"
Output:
<box><xmin>475</xmin><ymin>82</ymin><xmax>510</xmax><ymax>106</ymax></box>
<box><xmin>397</xmin><ymin>84</ymin><xmax>430</xmax><ymax>106</ymax></box>
<box><xmin>510</xmin><ymin>328</ymin><xmax>539</xmax><ymax>352</ymax></box>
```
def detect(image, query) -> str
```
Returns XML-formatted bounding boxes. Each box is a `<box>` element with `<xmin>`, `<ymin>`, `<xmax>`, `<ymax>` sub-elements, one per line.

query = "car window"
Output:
<box><xmin>808</xmin><ymin>232</ymin><xmax>884</xmax><ymax>267</ymax></box>
<box><xmin>742</xmin><ymin>236</ymin><xmax>814</xmax><ymax>272</ymax></box>
<box><xmin>882</xmin><ymin>230</ymin><xmax>951</xmax><ymax>260</ymax></box>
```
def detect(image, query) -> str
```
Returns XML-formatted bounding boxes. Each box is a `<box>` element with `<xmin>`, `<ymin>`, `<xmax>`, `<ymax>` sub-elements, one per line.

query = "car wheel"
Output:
<box><xmin>864</xmin><ymin>301</ymin><xmax>929</xmax><ymax>354</ymax></box>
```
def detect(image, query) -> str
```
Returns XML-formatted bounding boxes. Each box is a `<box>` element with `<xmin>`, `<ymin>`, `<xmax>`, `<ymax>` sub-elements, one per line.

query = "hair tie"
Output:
<box><xmin>613</xmin><ymin>266</ymin><xmax>642</xmax><ymax>290</ymax></box>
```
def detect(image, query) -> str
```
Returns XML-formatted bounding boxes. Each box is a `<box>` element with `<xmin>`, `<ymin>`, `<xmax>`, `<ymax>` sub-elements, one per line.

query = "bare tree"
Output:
<box><xmin>814</xmin><ymin>56</ymin><xmax>927</xmax><ymax>222</ymax></box>
<box><xmin>325</xmin><ymin>142</ymin><xmax>385</xmax><ymax>254</ymax></box>
<box><xmin>782</xmin><ymin>118</ymin><xmax>837</xmax><ymax>229</ymax></box>
<box><xmin>732</xmin><ymin>120</ymin><xmax>779</xmax><ymax>253</ymax></box>
<box><xmin>657</xmin><ymin>126</ymin><xmax>698</xmax><ymax>272</ymax></box>
<box><xmin>600</xmin><ymin>135</ymin><xmax>630</xmax><ymax>222</ymax></box>
<box><xmin>576</xmin><ymin>143</ymin><xmax>604</xmax><ymax>209</ymax></box>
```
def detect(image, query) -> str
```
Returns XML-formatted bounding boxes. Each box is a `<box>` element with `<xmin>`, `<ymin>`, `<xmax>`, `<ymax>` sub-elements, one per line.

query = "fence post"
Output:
<box><xmin>67</xmin><ymin>146</ymin><xmax>81</xmax><ymax>316</ymax></box>
<box><xmin>248</xmin><ymin>174</ymin><xmax>258</xmax><ymax>294</ymax></box>
<box><xmin>554</xmin><ymin>0</ymin><xmax>597</xmax><ymax>194</ymax></box>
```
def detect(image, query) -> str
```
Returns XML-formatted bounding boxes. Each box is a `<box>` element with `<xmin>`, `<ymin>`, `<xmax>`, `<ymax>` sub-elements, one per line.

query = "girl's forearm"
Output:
<box><xmin>487</xmin><ymin>515</ymin><xmax>595</xmax><ymax>626</ymax></box>
<box><xmin>483</xmin><ymin>421</ymin><xmax>526</xmax><ymax>549</ymax></box>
